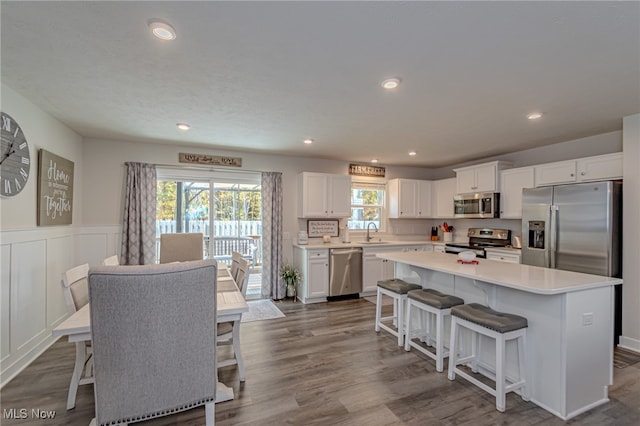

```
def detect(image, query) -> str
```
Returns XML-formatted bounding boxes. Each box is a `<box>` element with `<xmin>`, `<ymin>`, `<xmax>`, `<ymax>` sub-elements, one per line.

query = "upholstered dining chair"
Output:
<box><xmin>61</xmin><ymin>263</ymin><xmax>93</xmax><ymax>410</ymax></box>
<box><xmin>101</xmin><ymin>255</ymin><xmax>120</xmax><ymax>266</ymax></box>
<box><xmin>88</xmin><ymin>260</ymin><xmax>218</xmax><ymax>426</ymax></box>
<box><xmin>217</xmin><ymin>257</ymin><xmax>250</xmax><ymax>381</ymax></box>
<box><xmin>159</xmin><ymin>233</ymin><xmax>204</xmax><ymax>263</ymax></box>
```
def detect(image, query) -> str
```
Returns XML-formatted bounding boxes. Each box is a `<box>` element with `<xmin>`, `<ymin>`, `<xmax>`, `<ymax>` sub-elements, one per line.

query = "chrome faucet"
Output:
<box><xmin>366</xmin><ymin>222</ymin><xmax>379</xmax><ymax>242</ymax></box>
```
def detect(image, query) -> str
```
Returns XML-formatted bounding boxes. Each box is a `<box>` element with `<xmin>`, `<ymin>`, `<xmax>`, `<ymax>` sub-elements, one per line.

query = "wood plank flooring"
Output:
<box><xmin>2</xmin><ymin>298</ymin><xmax>639</xmax><ymax>425</ymax></box>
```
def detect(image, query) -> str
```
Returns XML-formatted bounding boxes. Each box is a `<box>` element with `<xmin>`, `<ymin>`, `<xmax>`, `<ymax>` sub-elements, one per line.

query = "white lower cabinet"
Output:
<box><xmin>362</xmin><ymin>247</ymin><xmax>404</xmax><ymax>294</ymax></box>
<box><xmin>433</xmin><ymin>245</ymin><xmax>446</xmax><ymax>254</ymax></box>
<box><xmin>486</xmin><ymin>251</ymin><xmax>521</xmax><ymax>264</ymax></box>
<box><xmin>294</xmin><ymin>247</ymin><xmax>329</xmax><ymax>303</ymax></box>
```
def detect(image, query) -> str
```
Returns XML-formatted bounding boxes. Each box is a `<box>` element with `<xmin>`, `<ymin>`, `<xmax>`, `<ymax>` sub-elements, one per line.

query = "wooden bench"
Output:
<box><xmin>212</xmin><ymin>237</ymin><xmax>257</xmax><ymax>267</ymax></box>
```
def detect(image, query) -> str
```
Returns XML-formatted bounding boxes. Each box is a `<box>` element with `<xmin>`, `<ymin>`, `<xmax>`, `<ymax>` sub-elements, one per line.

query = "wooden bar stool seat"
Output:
<box><xmin>375</xmin><ymin>279</ymin><xmax>421</xmax><ymax>346</ymax></box>
<box><xmin>447</xmin><ymin>303</ymin><xmax>529</xmax><ymax>412</ymax></box>
<box><xmin>404</xmin><ymin>289</ymin><xmax>464</xmax><ymax>372</ymax></box>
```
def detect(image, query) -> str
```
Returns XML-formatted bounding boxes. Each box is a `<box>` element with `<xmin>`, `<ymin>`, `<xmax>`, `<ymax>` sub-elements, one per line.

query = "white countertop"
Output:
<box><xmin>376</xmin><ymin>251</ymin><xmax>622</xmax><ymax>295</ymax></box>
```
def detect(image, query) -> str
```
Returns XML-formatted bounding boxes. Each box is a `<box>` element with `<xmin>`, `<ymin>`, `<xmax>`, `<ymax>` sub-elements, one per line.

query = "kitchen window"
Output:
<box><xmin>348</xmin><ymin>181</ymin><xmax>385</xmax><ymax>231</ymax></box>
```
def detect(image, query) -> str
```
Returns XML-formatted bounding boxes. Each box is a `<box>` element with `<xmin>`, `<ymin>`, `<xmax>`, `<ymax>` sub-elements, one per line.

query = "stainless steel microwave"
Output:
<box><xmin>453</xmin><ymin>192</ymin><xmax>500</xmax><ymax>218</ymax></box>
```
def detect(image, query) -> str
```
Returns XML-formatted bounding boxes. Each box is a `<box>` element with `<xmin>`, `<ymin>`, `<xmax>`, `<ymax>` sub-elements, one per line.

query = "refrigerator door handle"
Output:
<box><xmin>549</xmin><ymin>204</ymin><xmax>558</xmax><ymax>269</ymax></box>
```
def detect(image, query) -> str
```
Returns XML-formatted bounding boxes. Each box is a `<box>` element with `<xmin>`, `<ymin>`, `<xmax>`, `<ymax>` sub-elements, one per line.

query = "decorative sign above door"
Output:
<box><xmin>179</xmin><ymin>152</ymin><xmax>242</xmax><ymax>167</ymax></box>
<box><xmin>37</xmin><ymin>149</ymin><xmax>74</xmax><ymax>226</ymax></box>
<box><xmin>349</xmin><ymin>163</ymin><xmax>385</xmax><ymax>177</ymax></box>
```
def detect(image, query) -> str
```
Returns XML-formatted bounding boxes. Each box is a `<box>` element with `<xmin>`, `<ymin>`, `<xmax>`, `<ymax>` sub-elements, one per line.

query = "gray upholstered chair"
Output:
<box><xmin>61</xmin><ymin>263</ymin><xmax>94</xmax><ymax>410</ymax></box>
<box><xmin>88</xmin><ymin>260</ymin><xmax>217</xmax><ymax>425</ymax></box>
<box><xmin>158</xmin><ymin>233</ymin><xmax>204</xmax><ymax>263</ymax></box>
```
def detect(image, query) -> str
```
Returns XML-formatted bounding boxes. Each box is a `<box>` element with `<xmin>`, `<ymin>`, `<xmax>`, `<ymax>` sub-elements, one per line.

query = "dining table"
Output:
<box><xmin>52</xmin><ymin>262</ymin><xmax>249</xmax><ymax>410</ymax></box>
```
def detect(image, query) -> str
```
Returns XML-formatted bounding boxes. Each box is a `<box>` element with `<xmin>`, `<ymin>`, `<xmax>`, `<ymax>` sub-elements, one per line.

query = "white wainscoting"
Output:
<box><xmin>0</xmin><ymin>225</ymin><xmax>120</xmax><ymax>388</ymax></box>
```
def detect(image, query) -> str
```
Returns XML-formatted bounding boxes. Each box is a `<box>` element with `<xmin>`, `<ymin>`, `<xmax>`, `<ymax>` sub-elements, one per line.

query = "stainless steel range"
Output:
<box><xmin>445</xmin><ymin>228</ymin><xmax>511</xmax><ymax>258</ymax></box>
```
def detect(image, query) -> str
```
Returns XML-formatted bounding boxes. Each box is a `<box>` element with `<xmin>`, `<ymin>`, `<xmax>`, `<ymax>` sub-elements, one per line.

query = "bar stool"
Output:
<box><xmin>404</xmin><ymin>289</ymin><xmax>464</xmax><ymax>372</ymax></box>
<box><xmin>375</xmin><ymin>279</ymin><xmax>421</xmax><ymax>346</ymax></box>
<box><xmin>447</xmin><ymin>303</ymin><xmax>529</xmax><ymax>412</ymax></box>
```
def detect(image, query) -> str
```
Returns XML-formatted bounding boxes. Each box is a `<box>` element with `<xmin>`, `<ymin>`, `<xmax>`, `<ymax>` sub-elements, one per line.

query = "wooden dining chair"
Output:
<box><xmin>217</xmin><ymin>257</ymin><xmax>250</xmax><ymax>381</ymax></box>
<box><xmin>101</xmin><ymin>255</ymin><xmax>120</xmax><ymax>266</ymax></box>
<box><xmin>230</xmin><ymin>251</ymin><xmax>243</xmax><ymax>281</ymax></box>
<box><xmin>61</xmin><ymin>263</ymin><xmax>94</xmax><ymax>410</ymax></box>
<box><xmin>89</xmin><ymin>260</ymin><xmax>218</xmax><ymax>425</ymax></box>
<box><xmin>158</xmin><ymin>233</ymin><xmax>204</xmax><ymax>263</ymax></box>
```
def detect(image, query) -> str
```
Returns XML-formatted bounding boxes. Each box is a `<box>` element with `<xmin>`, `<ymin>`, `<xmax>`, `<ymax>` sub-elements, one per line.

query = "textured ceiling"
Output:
<box><xmin>1</xmin><ymin>1</ymin><xmax>639</xmax><ymax>167</ymax></box>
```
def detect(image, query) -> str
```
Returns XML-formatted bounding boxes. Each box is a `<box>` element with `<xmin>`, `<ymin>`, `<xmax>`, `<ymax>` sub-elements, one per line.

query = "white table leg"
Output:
<box><xmin>67</xmin><ymin>342</ymin><xmax>85</xmax><ymax>410</ymax></box>
<box><xmin>232</xmin><ymin>320</ymin><xmax>245</xmax><ymax>382</ymax></box>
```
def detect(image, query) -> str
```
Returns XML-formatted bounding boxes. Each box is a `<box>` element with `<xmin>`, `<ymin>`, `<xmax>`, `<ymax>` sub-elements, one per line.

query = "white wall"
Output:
<box><xmin>0</xmin><ymin>85</ymin><xmax>85</xmax><ymax>386</ymax></box>
<box><xmin>621</xmin><ymin>114</ymin><xmax>640</xmax><ymax>352</ymax></box>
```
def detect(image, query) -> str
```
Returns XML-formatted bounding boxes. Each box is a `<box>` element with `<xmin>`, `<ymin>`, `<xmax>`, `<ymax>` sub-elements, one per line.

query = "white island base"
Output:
<box><xmin>377</xmin><ymin>251</ymin><xmax>622</xmax><ymax>421</ymax></box>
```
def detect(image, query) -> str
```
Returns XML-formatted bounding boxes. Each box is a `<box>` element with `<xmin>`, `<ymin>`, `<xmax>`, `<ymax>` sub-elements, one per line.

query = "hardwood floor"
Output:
<box><xmin>2</xmin><ymin>298</ymin><xmax>639</xmax><ymax>425</ymax></box>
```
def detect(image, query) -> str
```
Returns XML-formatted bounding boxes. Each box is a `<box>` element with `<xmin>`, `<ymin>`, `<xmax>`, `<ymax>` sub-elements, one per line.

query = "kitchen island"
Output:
<box><xmin>376</xmin><ymin>251</ymin><xmax>623</xmax><ymax>421</ymax></box>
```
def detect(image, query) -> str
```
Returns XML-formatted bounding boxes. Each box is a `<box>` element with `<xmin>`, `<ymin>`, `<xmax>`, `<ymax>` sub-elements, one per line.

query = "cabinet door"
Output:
<box><xmin>456</xmin><ymin>169</ymin><xmax>477</xmax><ymax>194</ymax></box>
<box><xmin>486</xmin><ymin>252</ymin><xmax>521</xmax><ymax>264</ymax></box>
<box><xmin>577</xmin><ymin>153</ymin><xmax>622</xmax><ymax>182</ymax></box>
<box><xmin>432</xmin><ymin>178</ymin><xmax>456</xmax><ymax>218</ymax></box>
<box><xmin>433</xmin><ymin>245</ymin><xmax>446</xmax><ymax>253</ymax></box>
<box><xmin>307</xmin><ymin>251</ymin><xmax>329</xmax><ymax>298</ymax></box>
<box><xmin>535</xmin><ymin>160</ymin><xmax>577</xmax><ymax>186</ymax></box>
<box><xmin>474</xmin><ymin>164</ymin><xmax>498</xmax><ymax>193</ymax></box>
<box><xmin>362</xmin><ymin>253</ymin><xmax>383</xmax><ymax>293</ymax></box>
<box><xmin>500</xmin><ymin>167</ymin><xmax>534</xmax><ymax>219</ymax></box>
<box><xmin>416</xmin><ymin>181</ymin><xmax>432</xmax><ymax>217</ymax></box>
<box><xmin>328</xmin><ymin>175</ymin><xmax>352</xmax><ymax>217</ymax></box>
<box><xmin>398</xmin><ymin>180</ymin><xmax>418</xmax><ymax>217</ymax></box>
<box><xmin>299</xmin><ymin>173</ymin><xmax>328</xmax><ymax>217</ymax></box>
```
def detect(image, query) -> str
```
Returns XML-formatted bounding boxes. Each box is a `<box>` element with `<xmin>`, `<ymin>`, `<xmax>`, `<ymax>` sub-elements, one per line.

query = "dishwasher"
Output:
<box><xmin>329</xmin><ymin>247</ymin><xmax>363</xmax><ymax>297</ymax></box>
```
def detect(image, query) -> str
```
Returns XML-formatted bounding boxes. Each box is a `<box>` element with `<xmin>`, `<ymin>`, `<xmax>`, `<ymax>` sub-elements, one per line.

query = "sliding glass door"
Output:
<box><xmin>156</xmin><ymin>170</ymin><xmax>263</xmax><ymax>299</ymax></box>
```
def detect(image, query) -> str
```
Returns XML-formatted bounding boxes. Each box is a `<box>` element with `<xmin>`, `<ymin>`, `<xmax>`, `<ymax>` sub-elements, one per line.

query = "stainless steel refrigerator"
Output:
<box><xmin>521</xmin><ymin>180</ymin><xmax>622</xmax><ymax>342</ymax></box>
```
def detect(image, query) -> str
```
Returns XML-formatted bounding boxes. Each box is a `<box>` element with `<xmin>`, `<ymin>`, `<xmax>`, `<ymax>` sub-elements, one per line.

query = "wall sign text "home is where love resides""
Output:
<box><xmin>37</xmin><ymin>149</ymin><xmax>74</xmax><ymax>226</ymax></box>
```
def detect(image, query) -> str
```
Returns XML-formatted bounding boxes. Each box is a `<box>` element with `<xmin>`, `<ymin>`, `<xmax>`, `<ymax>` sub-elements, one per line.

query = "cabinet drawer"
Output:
<box><xmin>486</xmin><ymin>252</ymin><xmax>521</xmax><ymax>264</ymax></box>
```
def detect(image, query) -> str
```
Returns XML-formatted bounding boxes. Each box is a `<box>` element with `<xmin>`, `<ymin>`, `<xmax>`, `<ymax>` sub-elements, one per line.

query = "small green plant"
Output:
<box><xmin>280</xmin><ymin>263</ymin><xmax>301</xmax><ymax>285</ymax></box>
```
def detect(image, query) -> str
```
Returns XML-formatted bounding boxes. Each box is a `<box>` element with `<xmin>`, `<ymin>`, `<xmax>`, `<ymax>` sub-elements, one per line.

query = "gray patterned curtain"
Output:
<box><xmin>261</xmin><ymin>172</ymin><xmax>284</xmax><ymax>299</ymax></box>
<box><xmin>121</xmin><ymin>162</ymin><xmax>157</xmax><ymax>265</ymax></box>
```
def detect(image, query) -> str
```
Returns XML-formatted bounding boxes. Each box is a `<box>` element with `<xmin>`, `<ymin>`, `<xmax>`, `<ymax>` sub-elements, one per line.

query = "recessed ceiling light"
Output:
<box><xmin>148</xmin><ymin>19</ymin><xmax>177</xmax><ymax>41</ymax></box>
<box><xmin>527</xmin><ymin>112</ymin><xmax>543</xmax><ymax>120</ymax></box>
<box><xmin>408</xmin><ymin>151</ymin><xmax>417</xmax><ymax>156</ymax></box>
<box><xmin>371</xmin><ymin>159</ymin><xmax>379</xmax><ymax>163</ymax></box>
<box><xmin>303</xmin><ymin>138</ymin><xmax>313</xmax><ymax>145</ymax></box>
<box><xmin>176</xmin><ymin>123</ymin><xmax>191</xmax><ymax>131</ymax></box>
<box><xmin>381</xmin><ymin>78</ymin><xmax>401</xmax><ymax>90</ymax></box>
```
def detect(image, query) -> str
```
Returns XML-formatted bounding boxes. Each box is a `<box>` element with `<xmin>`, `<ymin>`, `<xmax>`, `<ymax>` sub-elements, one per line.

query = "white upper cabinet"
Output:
<box><xmin>453</xmin><ymin>161</ymin><xmax>511</xmax><ymax>194</ymax></box>
<box><xmin>431</xmin><ymin>177</ymin><xmax>457</xmax><ymax>218</ymax></box>
<box><xmin>534</xmin><ymin>153</ymin><xmax>622</xmax><ymax>187</ymax></box>
<box><xmin>499</xmin><ymin>167</ymin><xmax>535</xmax><ymax>219</ymax></box>
<box><xmin>387</xmin><ymin>178</ymin><xmax>432</xmax><ymax>218</ymax></box>
<box><xmin>298</xmin><ymin>172</ymin><xmax>351</xmax><ymax>218</ymax></box>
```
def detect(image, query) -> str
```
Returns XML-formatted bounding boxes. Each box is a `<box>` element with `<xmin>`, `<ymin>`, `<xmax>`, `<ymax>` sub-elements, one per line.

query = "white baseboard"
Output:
<box><xmin>1</xmin><ymin>335</ymin><xmax>60</xmax><ymax>388</ymax></box>
<box><xmin>618</xmin><ymin>336</ymin><xmax>640</xmax><ymax>353</ymax></box>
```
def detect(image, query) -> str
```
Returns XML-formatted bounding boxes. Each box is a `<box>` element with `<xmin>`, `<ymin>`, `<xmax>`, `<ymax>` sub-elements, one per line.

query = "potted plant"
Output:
<box><xmin>280</xmin><ymin>263</ymin><xmax>301</xmax><ymax>299</ymax></box>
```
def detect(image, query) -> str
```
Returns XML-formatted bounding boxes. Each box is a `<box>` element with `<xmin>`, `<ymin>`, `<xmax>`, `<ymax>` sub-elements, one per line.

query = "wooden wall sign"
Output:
<box><xmin>349</xmin><ymin>163</ymin><xmax>385</xmax><ymax>177</ymax></box>
<box><xmin>179</xmin><ymin>152</ymin><xmax>242</xmax><ymax>167</ymax></box>
<box><xmin>307</xmin><ymin>219</ymin><xmax>339</xmax><ymax>237</ymax></box>
<box><xmin>37</xmin><ymin>149</ymin><xmax>74</xmax><ymax>226</ymax></box>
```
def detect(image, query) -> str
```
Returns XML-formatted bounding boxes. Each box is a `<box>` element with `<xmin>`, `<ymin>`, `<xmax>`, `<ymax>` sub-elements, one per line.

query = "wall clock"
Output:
<box><xmin>0</xmin><ymin>112</ymin><xmax>30</xmax><ymax>197</ymax></box>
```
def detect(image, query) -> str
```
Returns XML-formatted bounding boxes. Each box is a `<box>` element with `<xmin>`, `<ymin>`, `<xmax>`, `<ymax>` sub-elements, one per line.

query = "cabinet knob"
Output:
<box><xmin>570</xmin><ymin>173</ymin><xmax>574</xmax><ymax>177</ymax></box>
<box><xmin>581</xmin><ymin>172</ymin><xmax>586</xmax><ymax>176</ymax></box>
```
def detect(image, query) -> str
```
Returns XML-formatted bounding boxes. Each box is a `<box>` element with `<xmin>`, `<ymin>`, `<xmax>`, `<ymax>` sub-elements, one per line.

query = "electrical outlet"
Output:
<box><xmin>582</xmin><ymin>313</ymin><xmax>594</xmax><ymax>326</ymax></box>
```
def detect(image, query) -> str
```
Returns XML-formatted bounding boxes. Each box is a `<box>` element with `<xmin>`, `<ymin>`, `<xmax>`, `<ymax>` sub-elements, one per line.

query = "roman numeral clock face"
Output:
<box><xmin>0</xmin><ymin>112</ymin><xmax>30</xmax><ymax>197</ymax></box>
